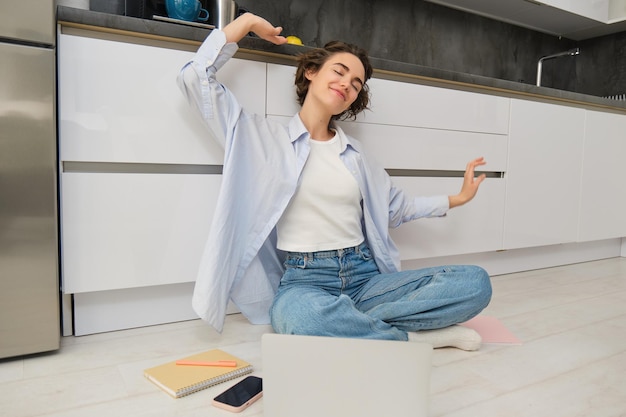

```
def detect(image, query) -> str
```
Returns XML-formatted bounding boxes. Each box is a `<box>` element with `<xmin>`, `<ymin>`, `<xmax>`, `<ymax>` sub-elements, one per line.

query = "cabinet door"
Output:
<box><xmin>266</xmin><ymin>63</ymin><xmax>509</xmax><ymax>260</ymax></box>
<box><xmin>338</xmin><ymin>121</ymin><xmax>508</xmax><ymax>172</ymax></box>
<box><xmin>539</xmin><ymin>0</ymin><xmax>608</xmax><ymax>22</ymax></box>
<box><xmin>58</xmin><ymin>34</ymin><xmax>266</xmax><ymax>164</ymax></box>
<box><xmin>390</xmin><ymin>177</ymin><xmax>505</xmax><ymax>259</ymax></box>
<box><xmin>503</xmin><ymin>99</ymin><xmax>584</xmax><ymax>249</ymax></box>
<box><xmin>266</xmin><ymin>63</ymin><xmax>298</xmax><ymax>116</ymax></box>
<box><xmin>578</xmin><ymin>110</ymin><xmax>626</xmax><ymax>241</ymax></box>
<box><xmin>61</xmin><ymin>172</ymin><xmax>220</xmax><ymax>293</ymax></box>
<box><xmin>266</xmin><ymin>63</ymin><xmax>510</xmax><ymax>135</ymax></box>
<box><xmin>356</xmin><ymin>78</ymin><xmax>509</xmax><ymax>134</ymax></box>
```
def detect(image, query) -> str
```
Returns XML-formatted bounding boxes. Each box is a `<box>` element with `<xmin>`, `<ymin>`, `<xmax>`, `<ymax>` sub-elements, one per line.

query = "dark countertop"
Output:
<box><xmin>57</xmin><ymin>6</ymin><xmax>626</xmax><ymax>113</ymax></box>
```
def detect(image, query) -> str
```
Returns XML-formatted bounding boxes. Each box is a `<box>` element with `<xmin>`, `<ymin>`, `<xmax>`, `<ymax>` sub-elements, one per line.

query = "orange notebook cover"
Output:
<box><xmin>144</xmin><ymin>349</ymin><xmax>252</xmax><ymax>398</ymax></box>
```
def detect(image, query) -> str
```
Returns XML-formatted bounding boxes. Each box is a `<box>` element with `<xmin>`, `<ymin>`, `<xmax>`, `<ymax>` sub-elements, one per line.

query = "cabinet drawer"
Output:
<box><xmin>61</xmin><ymin>172</ymin><xmax>220</xmax><ymax>293</ymax></box>
<box><xmin>360</xmin><ymin>78</ymin><xmax>510</xmax><ymax>134</ymax></box>
<box><xmin>266</xmin><ymin>63</ymin><xmax>510</xmax><ymax>134</ymax></box>
<box><xmin>58</xmin><ymin>34</ymin><xmax>266</xmax><ymax>164</ymax></box>
<box><xmin>338</xmin><ymin>121</ymin><xmax>507</xmax><ymax>172</ymax></box>
<box><xmin>266</xmin><ymin>117</ymin><xmax>507</xmax><ymax>173</ymax></box>
<box><xmin>390</xmin><ymin>177</ymin><xmax>505</xmax><ymax>259</ymax></box>
<box><xmin>266</xmin><ymin>64</ymin><xmax>298</xmax><ymax>117</ymax></box>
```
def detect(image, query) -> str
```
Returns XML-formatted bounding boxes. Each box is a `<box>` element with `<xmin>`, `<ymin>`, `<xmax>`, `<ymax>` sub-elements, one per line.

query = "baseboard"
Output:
<box><xmin>401</xmin><ymin>239</ymin><xmax>622</xmax><ymax>276</ymax></box>
<box><xmin>73</xmin><ymin>282</ymin><xmax>198</xmax><ymax>336</ymax></box>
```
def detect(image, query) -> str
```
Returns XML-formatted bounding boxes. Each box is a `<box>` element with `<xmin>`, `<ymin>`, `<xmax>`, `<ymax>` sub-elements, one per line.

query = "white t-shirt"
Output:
<box><xmin>277</xmin><ymin>134</ymin><xmax>364</xmax><ymax>252</ymax></box>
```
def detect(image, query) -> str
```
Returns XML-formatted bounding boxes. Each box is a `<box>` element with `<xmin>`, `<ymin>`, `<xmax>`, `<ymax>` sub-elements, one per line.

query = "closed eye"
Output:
<box><xmin>332</xmin><ymin>63</ymin><xmax>364</xmax><ymax>92</ymax></box>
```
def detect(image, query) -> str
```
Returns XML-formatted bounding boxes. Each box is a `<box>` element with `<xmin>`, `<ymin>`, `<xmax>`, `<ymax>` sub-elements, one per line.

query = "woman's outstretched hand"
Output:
<box><xmin>448</xmin><ymin>157</ymin><xmax>487</xmax><ymax>209</ymax></box>
<box><xmin>222</xmin><ymin>13</ymin><xmax>288</xmax><ymax>45</ymax></box>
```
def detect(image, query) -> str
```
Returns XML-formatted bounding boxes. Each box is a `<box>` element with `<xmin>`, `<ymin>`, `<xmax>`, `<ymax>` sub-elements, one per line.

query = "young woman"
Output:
<box><xmin>178</xmin><ymin>13</ymin><xmax>492</xmax><ymax>350</ymax></box>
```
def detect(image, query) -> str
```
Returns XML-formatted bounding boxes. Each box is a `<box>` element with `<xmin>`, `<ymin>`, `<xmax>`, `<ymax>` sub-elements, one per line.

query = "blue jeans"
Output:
<box><xmin>270</xmin><ymin>243</ymin><xmax>492</xmax><ymax>341</ymax></box>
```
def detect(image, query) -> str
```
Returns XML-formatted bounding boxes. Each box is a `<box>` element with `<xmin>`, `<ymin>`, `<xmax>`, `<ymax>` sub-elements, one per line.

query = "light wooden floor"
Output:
<box><xmin>2</xmin><ymin>257</ymin><xmax>626</xmax><ymax>417</ymax></box>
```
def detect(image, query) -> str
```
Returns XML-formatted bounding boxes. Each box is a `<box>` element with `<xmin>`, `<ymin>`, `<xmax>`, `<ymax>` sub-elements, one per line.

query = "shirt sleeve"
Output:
<box><xmin>176</xmin><ymin>29</ymin><xmax>241</xmax><ymax>149</ymax></box>
<box><xmin>388</xmin><ymin>182</ymin><xmax>450</xmax><ymax>228</ymax></box>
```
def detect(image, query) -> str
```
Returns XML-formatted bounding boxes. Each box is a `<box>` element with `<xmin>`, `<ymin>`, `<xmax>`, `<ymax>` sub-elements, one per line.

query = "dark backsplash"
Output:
<box><xmin>90</xmin><ymin>0</ymin><xmax>625</xmax><ymax>97</ymax></box>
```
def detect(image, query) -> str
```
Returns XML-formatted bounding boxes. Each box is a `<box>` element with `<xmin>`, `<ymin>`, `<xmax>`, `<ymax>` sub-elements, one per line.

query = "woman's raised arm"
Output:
<box><xmin>222</xmin><ymin>13</ymin><xmax>287</xmax><ymax>45</ymax></box>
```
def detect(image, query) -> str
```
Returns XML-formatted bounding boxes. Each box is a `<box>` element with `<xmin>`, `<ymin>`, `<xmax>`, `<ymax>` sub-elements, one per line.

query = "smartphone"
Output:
<box><xmin>212</xmin><ymin>375</ymin><xmax>263</xmax><ymax>413</ymax></box>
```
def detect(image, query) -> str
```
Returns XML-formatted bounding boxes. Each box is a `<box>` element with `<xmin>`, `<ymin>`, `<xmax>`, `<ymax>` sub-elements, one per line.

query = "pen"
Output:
<box><xmin>175</xmin><ymin>360</ymin><xmax>238</xmax><ymax>367</ymax></box>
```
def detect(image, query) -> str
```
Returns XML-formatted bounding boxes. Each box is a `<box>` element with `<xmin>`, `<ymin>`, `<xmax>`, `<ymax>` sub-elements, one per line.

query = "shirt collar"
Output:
<box><xmin>334</xmin><ymin>124</ymin><xmax>357</xmax><ymax>154</ymax></box>
<box><xmin>288</xmin><ymin>114</ymin><xmax>309</xmax><ymax>144</ymax></box>
<box><xmin>288</xmin><ymin>114</ymin><xmax>359</xmax><ymax>154</ymax></box>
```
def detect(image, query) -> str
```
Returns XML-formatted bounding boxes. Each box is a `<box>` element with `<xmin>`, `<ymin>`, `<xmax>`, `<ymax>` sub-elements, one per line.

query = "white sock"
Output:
<box><xmin>407</xmin><ymin>325</ymin><xmax>482</xmax><ymax>351</ymax></box>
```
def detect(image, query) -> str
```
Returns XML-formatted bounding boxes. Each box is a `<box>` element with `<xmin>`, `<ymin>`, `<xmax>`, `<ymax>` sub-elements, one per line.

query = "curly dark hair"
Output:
<box><xmin>294</xmin><ymin>41</ymin><xmax>373</xmax><ymax>121</ymax></box>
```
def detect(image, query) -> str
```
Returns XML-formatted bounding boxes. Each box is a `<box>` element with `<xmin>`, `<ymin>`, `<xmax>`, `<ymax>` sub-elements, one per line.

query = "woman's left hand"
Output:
<box><xmin>448</xmin><ymin>157</ymin><xmax>487</xmax><ymax>208</ymax></box>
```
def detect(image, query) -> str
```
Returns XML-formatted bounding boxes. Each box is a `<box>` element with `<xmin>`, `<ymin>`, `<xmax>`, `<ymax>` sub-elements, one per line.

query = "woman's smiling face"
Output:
<box><xmin>305</xmin><ymin>52</ymin><xmax>366</xmax><ymax>116</ymax></box>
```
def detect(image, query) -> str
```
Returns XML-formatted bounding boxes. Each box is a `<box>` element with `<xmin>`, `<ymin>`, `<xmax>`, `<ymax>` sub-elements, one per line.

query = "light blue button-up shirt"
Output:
<box><xmin>177</xmin><ymin>29</ymin><xmax>449</xmax><ymax>332</ymax></box>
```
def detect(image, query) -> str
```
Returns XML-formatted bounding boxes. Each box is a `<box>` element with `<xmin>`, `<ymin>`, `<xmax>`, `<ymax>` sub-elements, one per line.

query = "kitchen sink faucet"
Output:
<box><xmin>536</xmin><ymin>47</ymin><xmax>580</xmax><ymax>87</ymax></box>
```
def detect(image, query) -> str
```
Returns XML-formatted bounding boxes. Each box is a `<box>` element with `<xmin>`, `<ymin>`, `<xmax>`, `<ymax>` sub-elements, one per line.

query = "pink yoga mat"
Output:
<box><xmin>460</xmin><ymin>315</ymin><xmax>522</xmax><ymax>345</ymax></box>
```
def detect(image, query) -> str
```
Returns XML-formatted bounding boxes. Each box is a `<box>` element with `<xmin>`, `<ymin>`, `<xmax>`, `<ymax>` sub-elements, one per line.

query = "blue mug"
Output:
<box><xmin>165</xmin><ymin>0</ymin><xmax>209</xmax><ymax>22</ymax></box>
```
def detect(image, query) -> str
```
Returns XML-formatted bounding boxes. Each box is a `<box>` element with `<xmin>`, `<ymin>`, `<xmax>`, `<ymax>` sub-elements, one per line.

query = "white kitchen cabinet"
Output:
<box><xmin>267</xmin><ymin>64</ymin><xmax>509</xmax><ymax>134</ymax></box>
<box><xmin>356</xmin><ymin>78</ymin><xmax>510</xmax><ymax>134</ymax></box>
<box><xmin>266</xmin><ymin>64</ymin><xmax>298</xmax><ymax>117</ymax></box>
<box><xmin>342</xmin><ymin>121</ymin><xmax>507</xmax><ymax>258</ymax></box>
<box><xmin>58</xmin><ymin>33</ymin><xmax>266</xmax><ymax>165</ymax></box>
<box><xmin>539</xmin><ymin>0</ymin><xmax>609</xmax><ymax>22</ymax></box>
<box><xmin>267</xmin><ymin>62</ymin><xmax>509</xmax><ymax>259</ymax></box>
<box><xmin>58</xmin><ymin>32</ymin><xmax>268</xmax><ymax>296</ymax></box>
<box><xmin>267</xmin><ymin>61</ymin><xmax>509</xmax><ymax>260</ymax></box>
<box><xmin>578</xmin><ymin>110</ymin><xmax>626</xmax><ymax>241</ymax></box>
<box><xmin>503</xmin><ymin>99</ymin><xmax>585</xmax><ymax>249</ymax></box>
<box><xmin>266</xmin><ymin>63</ymin><xmax>510</xmax><ymax>135</ymax></box>
<box><xmin>57</xmin><ymin>28</ymin><xmax>626</xmax><ymax>336</ymax></box>
<box><xmin>266</xmin><ymin>63</ymin><xmax>508</xmax><ymax>173</ymax></box>
<box><xmin>390</xmin><ymin>177</ymin><xmax>505</xmax><ymax>259</ymax></box>
<box><xmin>57</xmin><ymin>30</ymin><xmax>270</xmax><ymax>332</ymax></box>
<box><xmin>61</xmin><ymin>172</ymin><xmax>221</xmax><ymax>293</ymax></box>
<box><xmin>338</xmin><ymin>121</ymin><xmax>508</xmax><ymax>172</ymax></box>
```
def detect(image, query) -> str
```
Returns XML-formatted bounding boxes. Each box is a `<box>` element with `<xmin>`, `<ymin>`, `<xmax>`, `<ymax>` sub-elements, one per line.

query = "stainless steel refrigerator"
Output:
<box><xmin>0</xmin><ymin>0</ymin><xmax>60</xmax><ymax>358</ymax></box>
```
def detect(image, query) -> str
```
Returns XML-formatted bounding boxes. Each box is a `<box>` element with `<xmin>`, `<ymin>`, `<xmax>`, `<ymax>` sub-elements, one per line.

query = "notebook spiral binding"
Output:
<box><xmin>179</xmin><ymin>365</ymin><xmax>253</xmax><ymax>397</ymax></box>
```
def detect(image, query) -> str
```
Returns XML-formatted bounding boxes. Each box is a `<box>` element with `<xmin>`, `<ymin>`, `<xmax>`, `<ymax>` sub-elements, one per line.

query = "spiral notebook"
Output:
<box><xmin>144</xmin><ymin>349</ymin><xmax>252</xmax><ymax>398</ymax></box>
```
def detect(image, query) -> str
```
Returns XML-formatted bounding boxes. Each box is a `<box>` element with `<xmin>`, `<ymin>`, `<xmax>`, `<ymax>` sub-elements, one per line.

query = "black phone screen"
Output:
<box><xmin>213</xmin><ymin>376</ymin><xmax>263</xmax><ymax>407</ymax></box>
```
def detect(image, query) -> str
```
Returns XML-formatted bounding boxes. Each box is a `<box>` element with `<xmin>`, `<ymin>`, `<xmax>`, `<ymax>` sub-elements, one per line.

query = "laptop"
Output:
<box><xmin>261</xmin><ymin>333</ymin><xmax>433</xmax><ymax>417</ymax></box>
